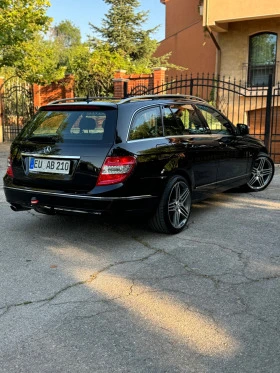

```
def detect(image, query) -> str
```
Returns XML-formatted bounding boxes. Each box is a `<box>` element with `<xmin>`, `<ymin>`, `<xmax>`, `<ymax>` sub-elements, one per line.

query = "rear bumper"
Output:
<box><xmin>4</xmin><ymin>186</ymin><xmax>158</xmax><ymax>215</ymax></box>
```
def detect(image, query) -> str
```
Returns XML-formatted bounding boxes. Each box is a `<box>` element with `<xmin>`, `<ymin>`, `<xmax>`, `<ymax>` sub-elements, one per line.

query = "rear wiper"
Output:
<box><xmin>26</xmin><ymin>135</ymin><xmax>60</xmax><ymax>142</ymax></box>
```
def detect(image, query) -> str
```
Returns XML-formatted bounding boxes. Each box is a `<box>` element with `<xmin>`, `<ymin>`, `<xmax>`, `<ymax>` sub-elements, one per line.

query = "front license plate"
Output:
<box><xmin>29</xmin><ymin>158</ymin><xmax>70</xmax><ymax>174</ymax></box>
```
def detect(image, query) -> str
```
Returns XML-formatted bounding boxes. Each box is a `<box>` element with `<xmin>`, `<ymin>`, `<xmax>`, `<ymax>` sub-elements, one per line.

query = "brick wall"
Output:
<box><xmin>113</xmin><ymin>68</ymin><xmax>167</xmax><ymax>98</ymax></box>
<box><xmin>33</xmin><ymin>74</ymin><xmax>74</xmax><ymax>108</ymax></box>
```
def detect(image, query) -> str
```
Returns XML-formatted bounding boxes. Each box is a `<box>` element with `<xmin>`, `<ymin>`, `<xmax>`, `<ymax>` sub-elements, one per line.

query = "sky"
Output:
<box><xmin>47</xmin><ymin>0</ymin><xmax>166</xmax><ymax>42</ymax></box>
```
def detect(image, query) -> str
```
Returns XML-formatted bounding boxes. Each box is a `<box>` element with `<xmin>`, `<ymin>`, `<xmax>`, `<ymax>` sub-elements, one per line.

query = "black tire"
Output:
<box><xmin>149</xmin><ymin>175</ymin><xmax>191</xmax><ymax>234</ymax></box>
<box><xmin>244</xmin><ymin>152</ymin><xmax>274</xmax><ymax>192</ymax></box>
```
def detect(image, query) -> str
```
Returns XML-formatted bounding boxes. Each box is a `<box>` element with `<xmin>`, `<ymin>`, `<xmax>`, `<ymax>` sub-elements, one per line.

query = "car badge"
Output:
<box><xmin>43</xmin><ymin>146</ymin><xmax>52</xmax><ymax>154</ymax></box>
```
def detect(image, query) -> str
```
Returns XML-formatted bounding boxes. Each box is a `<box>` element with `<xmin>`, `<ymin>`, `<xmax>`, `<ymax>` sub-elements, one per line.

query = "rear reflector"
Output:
<box><xmin>31</xmin><ymin>197</ymin><xmax>39</xmax><ymax>205</ymax></box>
<box><xmin>6</xmin><ymin>156</ymin><xmax>14</xmax><ymax>177</ymax></box>
<box><xmin>96</xmin><ymin>156</ymin><xmax>136</xmax><ymax>186</ymax></box>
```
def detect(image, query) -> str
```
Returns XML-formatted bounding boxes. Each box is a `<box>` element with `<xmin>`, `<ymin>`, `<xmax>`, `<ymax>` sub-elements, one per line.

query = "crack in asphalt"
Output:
<box><xmin>129</xmin><ymin>233</ymin><xmax>280</xmax><ymax>331</ymax></box>
<box><xmin>2</xmin><ymin>214</ymin><xmax>279</xmax><ymax>335</ymax></box>
<box><xmin>227</xmin><ymin>285</ymin><xmax>280</xmax><ymax>332</ymax></box>
<box><xmin>178</xmin><ymin>236</ymin><xmax>244</xmax><ymax>259</ymax></box>
<box><xmin>0</xmin><ymin>250</ymin><xmax>161</xmax><ymax>317</ymax></box>
<box><xmin>132</xmin><ymin>236</ymin><xmax>244</xmax><ymax>287</ymax></box>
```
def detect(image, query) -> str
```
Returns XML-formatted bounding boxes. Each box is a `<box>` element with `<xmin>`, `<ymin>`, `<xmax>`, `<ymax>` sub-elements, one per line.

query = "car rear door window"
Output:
<box><xmin>162</xmin><ymin>106</ymin><xmax>185</xmax><ymax>136</ymax></box>
<box><xmin>129</xmin><ymin>106</ymin><xmax>163</xmax><ymax>140</ymax></box>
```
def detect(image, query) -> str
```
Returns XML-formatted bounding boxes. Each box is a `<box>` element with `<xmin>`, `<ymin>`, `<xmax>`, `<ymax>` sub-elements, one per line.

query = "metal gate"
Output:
<box><xmin>125</xmin><ymin>73</ymin><xmax>280</xmax><ymax>163</ymax></box>
<box><xmin>0</xmin><ymin>77</ymin><xmax>34</xmax><ymax>142</ymax></box>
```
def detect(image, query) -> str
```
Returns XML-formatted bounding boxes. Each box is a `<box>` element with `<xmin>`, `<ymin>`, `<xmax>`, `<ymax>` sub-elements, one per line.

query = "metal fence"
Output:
<box><xmin>126</xmin><ymin>73</ymin><xmax>280</xmax><ymax>163</ymax></box>
<box><xmin>0</xmin><ymin>77</ymin><xmax>34</xmax><ymax>142</ymax></box>
<box><xmin>1</xmin><ymin>74</ymin><xmax>279</xmax><ymax>162</ymax></box>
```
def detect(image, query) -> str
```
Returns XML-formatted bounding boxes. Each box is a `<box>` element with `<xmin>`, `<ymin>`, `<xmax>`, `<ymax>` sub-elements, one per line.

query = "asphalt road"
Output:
<box><xmin>0</xmin><ymin>142</ymin><xmax>279</xmax><ymax>373</ymax></box>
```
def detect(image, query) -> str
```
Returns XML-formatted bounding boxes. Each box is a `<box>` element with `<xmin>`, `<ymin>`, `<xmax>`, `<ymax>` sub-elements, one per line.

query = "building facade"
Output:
<box><xmin>157</xmin><ymin>0</ymin><xmax>280</xmax><ymax>85</ymax></box>
<box><xmin>155</xmin><ymin>0</ymin><xmax>216</xmax><ymax>76</ymax></box>
<box><xmin>203</xmin><ymin>0</ymin><xmax>280</xmax><ymax>85</ymax></box>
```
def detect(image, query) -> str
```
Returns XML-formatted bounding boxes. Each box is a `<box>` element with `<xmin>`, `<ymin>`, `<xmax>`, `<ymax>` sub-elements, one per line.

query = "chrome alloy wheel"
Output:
<box><xmin>168</xmin><ymin>181</ymin><xmax>191</xmax><ymax>229</ymax></box>
<box><xmin>247</xmin><ymin>155</ymin><xmax>274</xmax><ymax>191</ymax></box>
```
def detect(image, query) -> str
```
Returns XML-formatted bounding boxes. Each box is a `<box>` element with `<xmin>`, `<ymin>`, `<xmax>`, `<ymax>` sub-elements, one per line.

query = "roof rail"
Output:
<box><xmin>119</xmin><ymin>94</ymin><xmax>208</xmax><ymax>104</ymax></box>
<box><xmin>48</xmin><ymin>97</ymin><xmax>120</xmax><ymax>105</ymax></box>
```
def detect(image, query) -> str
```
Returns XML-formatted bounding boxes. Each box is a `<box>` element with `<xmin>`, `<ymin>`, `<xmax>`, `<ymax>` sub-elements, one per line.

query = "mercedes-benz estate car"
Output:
<box><xmin>3</xmin><ymin>95</ymin><xmax>275</xmax><ymax>234</ymax></box>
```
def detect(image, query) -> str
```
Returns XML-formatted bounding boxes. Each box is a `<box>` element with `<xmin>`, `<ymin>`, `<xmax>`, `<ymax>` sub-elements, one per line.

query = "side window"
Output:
<box><xmin>196</xmin><ymin>105</ymin><xmax>231</xmax><ymax>134</ymax></box>
<box><xmin>170</xmin><ymin>104</ymin><xmax>207</xmax><ymax>134</ymax></box>
<box><xmin>129</xmin><ymin>107</ymin><xmax>163</xmax><ymax>140</ymax></box>
<box><xmin>162</xmin><ymin>107</ymin><xmax>185</xmax><ymax>136</ymax></box>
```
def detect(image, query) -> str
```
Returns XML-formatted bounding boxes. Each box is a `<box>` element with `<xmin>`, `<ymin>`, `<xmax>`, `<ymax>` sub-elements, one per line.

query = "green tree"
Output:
<box><xmin>89</xmin><ymin>0</ymin><xmax>183</xmax><ymax>83</ymax></box>
<box><xmin>89</xmin><ymin>0</ymin><xmax>158</xmax><ymax>61</ymax></box>
<box><xmin>11</xmin><ymin>20</ymin><xmax>84</xmax><ymax>84</ymax></box>
<box><xmin>15</xmin><ymin>34</ymin><xmax>66</xmax><ymax>84</ymax></box>
<box><xmin>52</xmin><ymin>20</ymin><xmax>82</xmax><ymax>48</ymax></box>
<box><xmin>70</xmin><ymin>43</ymin><xmax>128</xmax><ymax>96</ymax></box>
<box><xmin>0</xmin><ymin>0</ymin><xmax>52</xmax><ymax>67</ymax></box>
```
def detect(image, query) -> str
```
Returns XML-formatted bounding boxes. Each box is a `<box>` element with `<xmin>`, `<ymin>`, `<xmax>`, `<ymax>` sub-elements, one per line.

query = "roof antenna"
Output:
<box><xmin>86</xmin><ymin>92</ymin><xmax>90</xmax><ymax>103</ymax></box>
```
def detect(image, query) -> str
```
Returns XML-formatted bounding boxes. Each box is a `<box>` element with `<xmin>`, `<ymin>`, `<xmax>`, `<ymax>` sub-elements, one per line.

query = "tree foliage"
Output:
<box><xmin>87</xmin><ymin>0</ymin><xmax>184</xmax><ymax>95</ymax></box>
<box><xmin>0</xmin><ymin>0</ymin><xmax>52</xmax><ymax>67</ymax></box>
<box><xmin>51</xmin><ymin>20</ymin><xmax>82</xmax><ymax>48</ymax></box>
<box><xmin>0</xmin><ymin>1</ymin><xmax>182</xmax><ymax>98</ymax></box>
<box><xmin>90</xmin><ymin>0</ymin><xmax>158</xmax><ymax>61</ymax></box>
<box><xmin>15</xmin><ymin>34</ymin><xmax>67</xmax><ymax>84</ymax></box>
<box><xmin>1</xmin><ymin>19</ymin><xmax>83</xmax><ymax>85</ymax></box>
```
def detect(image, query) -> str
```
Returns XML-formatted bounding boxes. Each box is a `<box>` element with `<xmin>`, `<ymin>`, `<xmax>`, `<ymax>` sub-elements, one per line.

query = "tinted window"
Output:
<box><xmin>163</xmin><ymin>106</ymin><xmax>185</xmax><ymax>136</ymax></box>
<box><xmin>196</xmin><ymin>105</ymin><xmax>230</xmax><ymax>134</ymax></box>
<box><xmin>129</xmin><ymin>107</ymin><xmax>163</xmax><ymax>140</ymax></box>
<box><xmin>169</xmin><ymin>104</ymin><xmax>207</xmax><ymax>134</ymax></box>
<box><xmin>18</xmin><ymin>108</ymin><xmax>117</xmax><ymax>143</ymax></box>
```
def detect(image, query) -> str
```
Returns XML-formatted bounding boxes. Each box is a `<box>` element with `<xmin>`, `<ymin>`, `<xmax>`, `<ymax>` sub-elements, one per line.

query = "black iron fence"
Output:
<box><xmin>0</xmin><ymin>77</ymin><xmax>34</xmax><ymax>142</ymax></box>
<box><xmin>126</xmin><ymin>73</ymin><xmax>280</xmax><ymax>163</ymax></box>
<box><xmin>1</xmin><ymin>74</ymin><xmax>279</xmax><ymax>162</ymax></box>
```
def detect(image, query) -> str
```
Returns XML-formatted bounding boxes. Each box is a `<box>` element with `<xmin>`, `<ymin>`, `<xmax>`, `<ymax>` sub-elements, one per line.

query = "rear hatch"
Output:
<box><xmin>10</xmin><ymin>104</ymin><xmax>118</xmax><ymax>193</ymax></box>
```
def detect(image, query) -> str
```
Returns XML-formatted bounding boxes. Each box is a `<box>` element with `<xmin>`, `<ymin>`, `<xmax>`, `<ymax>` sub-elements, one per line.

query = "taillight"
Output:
<box><xmin>96</xmin><ymin>156</ymin><xmax>136</xmax><ymax>186</ymax></box>
<box><xmin>6</xmin><ymin>156</ymin><xmax>14</xmax><ymax>177</ymax></box>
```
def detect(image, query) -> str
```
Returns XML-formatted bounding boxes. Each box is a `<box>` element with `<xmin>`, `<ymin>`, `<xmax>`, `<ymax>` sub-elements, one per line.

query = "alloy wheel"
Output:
<box><xmin>247</xmin><ymin>156</ymin><xmax>274</xmax><ymax>190</ymax></box>
<box><xmin>168</xmin><ymin>181</ymin><xmax>191</xmax><ymax>229</ymax></box>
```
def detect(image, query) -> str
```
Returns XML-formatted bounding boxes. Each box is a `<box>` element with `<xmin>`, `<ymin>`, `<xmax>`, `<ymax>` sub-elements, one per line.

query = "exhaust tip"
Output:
<box><xmin>10</xmin><ymin>204</ymin><xmax>31</xmax><ymax>212</ymax></box>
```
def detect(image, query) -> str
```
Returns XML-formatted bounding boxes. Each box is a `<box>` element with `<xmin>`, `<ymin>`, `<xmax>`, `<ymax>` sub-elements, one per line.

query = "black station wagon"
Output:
<box><xmin>3</xmin><ymin>95</ymin><xmax>275</xmax><ymax>233</ymax></box>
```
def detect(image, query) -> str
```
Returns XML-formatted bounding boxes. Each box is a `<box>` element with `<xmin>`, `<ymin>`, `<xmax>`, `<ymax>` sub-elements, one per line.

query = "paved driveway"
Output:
<box><xmin>0</xmin><ymin>143</ymin><xmax>279</xmax><ymax>373</ymax></box>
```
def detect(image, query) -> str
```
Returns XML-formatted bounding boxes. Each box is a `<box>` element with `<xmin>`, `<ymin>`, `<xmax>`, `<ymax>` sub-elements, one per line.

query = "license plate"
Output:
<box><xmin>29</xmin><ymin>158</ymin><xmax>70</xmax><ymax>174</ymax></box>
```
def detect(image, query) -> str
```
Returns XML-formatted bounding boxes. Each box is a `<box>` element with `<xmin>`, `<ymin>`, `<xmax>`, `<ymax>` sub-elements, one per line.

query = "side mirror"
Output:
<box><xmin>236</xmin><ymin>123</ymin><xmax>249</xmax><ymax>136</ymax></box>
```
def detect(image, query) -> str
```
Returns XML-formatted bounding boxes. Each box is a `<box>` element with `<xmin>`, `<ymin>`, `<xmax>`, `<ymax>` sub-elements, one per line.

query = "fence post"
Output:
<box><xmin>113</xmin><ymin>70</ymin><xmax>128</xmax><ymax>99</ymax></box>
<box><xmin>264</xmin><ymin>74</ymin><xmax>273</xmax><ymax>150</ymax></box>
<box><xmin>153</xmin><ymin>68</ymin><xmax>166</xmax><ymax>93</ymax></box>
<box><xmin>190</xmin><ymin>77</ymin><xmax>194</xmax><ymax>96</ymax></box>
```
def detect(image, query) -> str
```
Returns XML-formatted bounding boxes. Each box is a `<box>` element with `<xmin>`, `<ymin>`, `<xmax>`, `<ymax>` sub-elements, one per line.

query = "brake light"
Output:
<box><xmin>6</xmin><ymin>156</ymin><xmax>14</xmax><ymax>177</ymax></box>
<box><xmin>96</xmin><ymin>156</ymin><xmax>136</xmax><ymax>186</ymax></box>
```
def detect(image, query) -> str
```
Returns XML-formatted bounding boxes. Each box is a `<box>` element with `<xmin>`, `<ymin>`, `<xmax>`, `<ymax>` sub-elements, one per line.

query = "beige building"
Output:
<box><xmin>203</xmin><ymin>0</ymin><xmax>280</xmax><ymax>84</ymax></box>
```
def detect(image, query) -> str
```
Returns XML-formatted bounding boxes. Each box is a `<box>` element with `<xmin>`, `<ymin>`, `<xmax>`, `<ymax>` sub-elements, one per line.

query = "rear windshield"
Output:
<box><xmin>18</xmin><ymin>108</ymin><xmax>117</xmax><ymax>143</ymax></box>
